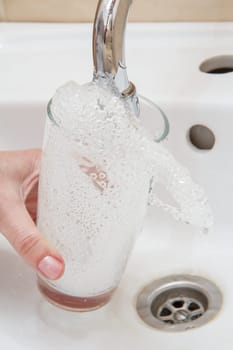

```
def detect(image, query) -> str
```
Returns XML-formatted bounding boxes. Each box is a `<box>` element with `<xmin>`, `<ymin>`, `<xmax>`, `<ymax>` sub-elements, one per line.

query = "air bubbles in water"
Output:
<box><xmin>38</xmin><ymin>80</ymin><xmax>213</xmax><ymax>297</ymax></box>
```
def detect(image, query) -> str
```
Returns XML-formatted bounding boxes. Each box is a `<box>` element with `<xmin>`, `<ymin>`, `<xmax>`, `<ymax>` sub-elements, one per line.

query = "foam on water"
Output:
<box><xmin>38</xmin><ymin>80</ymin><xmax>213</xmax><ymax>297</ymax></box>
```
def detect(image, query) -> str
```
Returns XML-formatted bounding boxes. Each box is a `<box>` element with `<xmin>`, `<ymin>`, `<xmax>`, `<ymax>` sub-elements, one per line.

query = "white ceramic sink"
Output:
<box><xmin>0</xmin><ymin>23</ymin><xmax>233</xmax><ymax>349</ymax></box>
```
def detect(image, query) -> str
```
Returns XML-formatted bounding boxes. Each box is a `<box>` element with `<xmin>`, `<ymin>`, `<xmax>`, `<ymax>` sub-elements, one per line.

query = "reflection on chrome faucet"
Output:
<box><xmin>93</xmin><ymin>0</ymin><xmax>140</xmax><ymax>116</ymax></box>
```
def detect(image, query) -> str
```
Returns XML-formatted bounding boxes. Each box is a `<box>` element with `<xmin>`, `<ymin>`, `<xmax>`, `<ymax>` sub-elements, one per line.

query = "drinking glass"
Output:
<box><xmin>37</xmin><ymin>95</ymin><xmax>169</xmax><ymax>311</ymax></box>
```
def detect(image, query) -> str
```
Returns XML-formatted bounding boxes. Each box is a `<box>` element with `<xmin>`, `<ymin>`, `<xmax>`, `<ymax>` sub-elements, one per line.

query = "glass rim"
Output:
<box><xmin>138</xmin><ymin>95</ymin><xmax>169</xmax><ymax>142</ymax></box>
<box><xmin>47</xmin><ymin>95</ymin><xmax>169</xmax><ymax>143</ymax></box>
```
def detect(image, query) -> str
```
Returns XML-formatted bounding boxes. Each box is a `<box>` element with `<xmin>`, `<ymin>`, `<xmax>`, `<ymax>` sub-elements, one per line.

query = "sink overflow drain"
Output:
<box><xmin>189</xmin><ymin>124</ymin><xmax>215</xmax><ymax>150</ymax></box>
<box><xmin>136</xmin><ymin>275</ymin><xmax>222</xmax><ymax>332</ymax></box>
<box><xmin>199</xmin><ymin>55</ymin><xmax>233</xmax><ymax>74</ymax></box>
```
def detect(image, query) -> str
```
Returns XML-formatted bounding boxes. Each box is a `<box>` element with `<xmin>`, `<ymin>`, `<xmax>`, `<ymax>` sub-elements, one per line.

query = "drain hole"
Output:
<box><xmin>189</xmin><ymin>124</ymin><xmax>215</xmax><ymax>150</ymax></box>
<box><xmin>200</xmin><ymin>55</ymin><xmax>233</xmax><ymax>74</ymax></box>
<box><xmin>173</xmin><ymin>300</ymin><xmax>184</xmax><ymax>308</ymax></box>
<box><xmin>191</xmin><ymin>313</ymin><xmax>202</xmax><ymax>321</ymax></box>
<box><xmin>151</xmin><ymin>287</ymin><xmax>208</xmax><ymax>325</ymax></box>
<box><xmin>207</xmin><ymin>67</ymin><xmax>233</xmax><ymax>74</ymax></box>
<box><xmin>164</xmin><ymin>320</ymin><xmax>174</xmax><ymax>324</ymax></box>
<box><xmin>160</xmin><ymin>308</ymin><xmax>172</xmax><ymax>317</ymax></box>
<box><xmin>137</xmin><ymin>275</ymin><xmax>223</xmax><ymax>332</ymax></box>
<box><xmin>188</xmin><ymin>302</ymin><xmax>200</xmax><ymax>311</ymax></box>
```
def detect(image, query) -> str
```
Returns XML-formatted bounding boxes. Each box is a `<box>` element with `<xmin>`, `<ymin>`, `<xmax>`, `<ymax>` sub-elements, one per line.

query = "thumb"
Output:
<box><xmin>0</xmin><ymin>199</ymin><xmax>64</xmax><ymax>280</ymax></box>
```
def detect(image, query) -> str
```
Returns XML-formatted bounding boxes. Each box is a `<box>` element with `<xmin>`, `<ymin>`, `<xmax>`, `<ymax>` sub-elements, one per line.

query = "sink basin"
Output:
<box><xmin>0</xmin><ymin>22</ymin><xmax>233</xmax><ymax>349</ymax></box>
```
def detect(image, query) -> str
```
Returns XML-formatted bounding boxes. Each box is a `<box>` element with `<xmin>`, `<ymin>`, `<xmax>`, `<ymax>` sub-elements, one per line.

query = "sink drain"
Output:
<box><xmin>136</xmin><ymin>275</ymin><xmax>222</xmax><ymax>332</ymax></box>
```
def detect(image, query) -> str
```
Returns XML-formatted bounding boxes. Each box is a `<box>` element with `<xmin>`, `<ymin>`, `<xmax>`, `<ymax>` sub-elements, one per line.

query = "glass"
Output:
<box><xmin>37</xmin><ymin>95</ymin><xmax>169</xmax><ymax>311</ymax></box>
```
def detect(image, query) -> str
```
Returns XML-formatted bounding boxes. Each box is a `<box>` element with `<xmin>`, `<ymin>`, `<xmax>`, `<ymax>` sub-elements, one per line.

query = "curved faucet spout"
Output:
<box><xmin>93</xmin><ymin>0</ymin><xmax>140</xmax><ymax>116</ymax></box>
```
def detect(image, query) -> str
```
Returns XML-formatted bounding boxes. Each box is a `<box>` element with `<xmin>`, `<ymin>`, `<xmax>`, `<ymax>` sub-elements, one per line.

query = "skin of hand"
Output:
<box><xmin>0</xmin><ymin>149</ymin><xmax>64</xmax><ymax>280</ymax></box>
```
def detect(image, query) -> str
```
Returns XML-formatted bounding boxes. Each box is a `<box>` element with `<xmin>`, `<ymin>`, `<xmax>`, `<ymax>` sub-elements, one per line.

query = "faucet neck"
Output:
<box><xmin>92</xmin><ymin>0</ymin><xmax>139</xmax><ymax>116</ymax></box>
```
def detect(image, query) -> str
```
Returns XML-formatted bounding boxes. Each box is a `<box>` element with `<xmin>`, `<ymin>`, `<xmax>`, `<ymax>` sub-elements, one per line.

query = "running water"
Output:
<box><xmin>37</xmin><ymin>80</ymin><xmax>213</xmax><ymax>300</ymax></box>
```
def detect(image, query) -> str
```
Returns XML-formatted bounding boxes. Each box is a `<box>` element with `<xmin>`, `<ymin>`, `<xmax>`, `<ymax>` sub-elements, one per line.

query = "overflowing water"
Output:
<box><xmin>38</xmin><ymin>80</ymin><xmax>213</xmax><ymax>297</ymax></box>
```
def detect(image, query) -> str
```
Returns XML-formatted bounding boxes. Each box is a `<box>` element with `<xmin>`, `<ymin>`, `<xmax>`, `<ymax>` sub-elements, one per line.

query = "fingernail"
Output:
<box><xmin>38</xmin><ymin>256</ymin><xmax>64</xmax><ymax>280</ymax></box>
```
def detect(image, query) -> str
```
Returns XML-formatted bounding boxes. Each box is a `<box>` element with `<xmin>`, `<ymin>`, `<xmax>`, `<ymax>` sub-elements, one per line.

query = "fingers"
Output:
<box><xmin>0</xmin><ymin>198</ymin><xmax>65</xmax><ymax>280</ymax></box>
<box><xmin>0</xmin><ymin>149</ymin><xmax>64</xmax><ymax>279</ymax></box>
<box><xmin>0</xmin><ymin>149</ymin><xmax>41</xmax><ymax>184</ymax></box>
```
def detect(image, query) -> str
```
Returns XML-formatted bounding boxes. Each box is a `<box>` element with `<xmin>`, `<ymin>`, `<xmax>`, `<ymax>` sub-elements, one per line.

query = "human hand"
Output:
<box><xmin>0</xmin><ymin>149</ymin><xmax>64</xmax><ymax>280</ymax></box>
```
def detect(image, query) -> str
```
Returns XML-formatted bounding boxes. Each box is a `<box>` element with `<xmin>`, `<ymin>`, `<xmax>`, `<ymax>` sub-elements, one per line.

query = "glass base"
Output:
<box><xmin>37</xmin><ymin>277</ymin><xmax>115</xmax><ymax>312</ymax></box>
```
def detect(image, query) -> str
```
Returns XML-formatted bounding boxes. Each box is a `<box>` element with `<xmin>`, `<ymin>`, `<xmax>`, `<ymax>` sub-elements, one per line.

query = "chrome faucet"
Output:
<box><xmin>92</xmin><ymin>0</ymin><xmax>140</xmax><ymax>116</ymax></box>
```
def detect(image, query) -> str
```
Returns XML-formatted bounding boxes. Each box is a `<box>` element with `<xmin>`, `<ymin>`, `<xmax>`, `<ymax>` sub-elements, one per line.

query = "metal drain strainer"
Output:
<box><xmin>136</xmin><ymin>275</ymin><xmax>222</xmax><ymax>332</ymax></box>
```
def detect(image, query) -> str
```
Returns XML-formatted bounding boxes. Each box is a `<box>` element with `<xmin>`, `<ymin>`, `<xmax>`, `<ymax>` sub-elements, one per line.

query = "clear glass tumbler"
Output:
<box><xmin>37</xmin><ymin>95</ymin><xmax>169</xmax><ymax>311</ymax></box>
